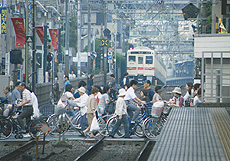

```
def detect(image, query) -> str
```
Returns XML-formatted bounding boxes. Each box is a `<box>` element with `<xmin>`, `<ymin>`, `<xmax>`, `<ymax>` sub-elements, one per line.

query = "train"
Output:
<box><xmin>127</xmin><ymin>46</ymin><xmax>166</xmax><ymax>85</ymax></box>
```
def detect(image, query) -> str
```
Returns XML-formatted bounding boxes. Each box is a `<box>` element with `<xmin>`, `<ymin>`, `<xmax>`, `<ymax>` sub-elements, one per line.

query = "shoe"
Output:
<box><xmin>23</xmin><ymin>133</ymin><xmax>31</xmax><ymax>137</ymax></box>
<box><xmin>131</xmin><ymin>121</ymin><xmax>135</xmax><ymax>124</ymax></box>
<box><xmin>83</xmin><ymin>131</ymin><xmax>87</xmax><ymax>137</ymax></box>
<box><xmin>90</xmin><ymin>135</ymin><xmax>96</xmax><ymax>138</ymax></box>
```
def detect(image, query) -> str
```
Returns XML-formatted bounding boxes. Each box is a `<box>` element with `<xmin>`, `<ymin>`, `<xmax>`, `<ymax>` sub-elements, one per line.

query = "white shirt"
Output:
<box><xmin>58</xmin><ymin>91</ymin><xmax>74</xmax><ymax>107</ymax></box>
<box><xmin>124</xmin><ymin>87</ymin><xmax>137</xmax><ymax>101</ymax></box>
<box><xmin>69</xmin><ymin>73</ymin><xmax>76</xmax><ymax>79</ymax></box>
<box><xmin>193</xmin><ymin>96</ymin><xmax>202</xmax><ymax>107</ymax></box>
<box><xmin>115</xmin><ymin>97</ymin><xmax>127</xmax><ymax>116</ymax></box>
<box><xmin>183</xmin><ymin>89</ymin><xmax>194</xmax><ymax>102</ymax></box>
<box><xmin>75</xmin><ymin>93</ymin><xmax>89</xmax><ymax>116</ymax></box>
<box><xmin>22</xmin><ymin>89</ymin><xmax>33</xmax><ymax>106</ymax></box>
<box><xmin>123</xmin><ymin>77</ymin><xmax>126</xmax><ymax>86</ymax></box>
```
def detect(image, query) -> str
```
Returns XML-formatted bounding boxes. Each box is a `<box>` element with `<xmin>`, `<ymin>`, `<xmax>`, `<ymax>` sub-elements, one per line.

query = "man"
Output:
<box><xmin>144</xmin><ymin>80</ymin><xmax>155</xmax><ymax>102</ymax></box>
<box><xmin>17</xmin><ymin>82</ymin><xmax>33</xmax><ymax>133</ymax></box>
<box><xmin>64</xmin><ymin>75</ymin><xmax>71</xmax><ymax>92</ymax></box>
<box><xmin>121</xmin><ymin>72</ymin><xmax>129</xmax><ymax>88</ymax></box>
<box><xmin>3</xmin><ymin>86</ymin><xmax>12</xmax><ymax>104</ymax></box>
<box><xmin>124</xmin><ymin>80</ymin><xmax>146</xmax><ymax>123</ymax></box>
<box><xmin>69</xmin><ymin>71</ymin><xmax>76</xmax><ymax>79</ymax></box>
<box><xmin>11</xmin><ymin>81</ymin><xmax>21</xmax><ymax>106</ymax></box>
<box><xmin>109</xmin><ymin>74</ymin><xmax>118</xmax><ymax>100</ymax></box>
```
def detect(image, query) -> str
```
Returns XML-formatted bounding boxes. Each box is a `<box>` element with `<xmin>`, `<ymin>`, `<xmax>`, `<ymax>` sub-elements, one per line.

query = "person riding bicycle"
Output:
<box><xmin>109</xmin><ymin>88</ymin><xmax>130</xmax><ymax>138</ymax></box>
<box><xmin>124</xmin><ymin>80</ymin><xmax>146</xmax><ymax>124</ymax></box>
<box><xmin>16</xmin><ymin>82</ymin><xmax>33</xmax><ymax>133</ymax></box>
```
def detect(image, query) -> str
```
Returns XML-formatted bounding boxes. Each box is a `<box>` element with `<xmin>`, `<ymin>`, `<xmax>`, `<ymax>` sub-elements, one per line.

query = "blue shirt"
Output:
<box><xmin>147</xmin><ymin>88</ymin><xmax>155</xmax><ymax>102</ymax></box>
<box><xmin>11</xmin><ymin>88</ymin><xmax>21</xmax><ymax>105</ymax></box>
<box><xmin>64</xmin><ymin>80</ymin><xmax>71</xmax><ymax>91</ymax></box>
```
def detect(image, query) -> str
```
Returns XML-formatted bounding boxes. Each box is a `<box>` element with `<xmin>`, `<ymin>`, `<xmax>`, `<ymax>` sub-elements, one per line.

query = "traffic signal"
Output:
<box><xmin>10</xmin><ymin>49</ymin><xmax>23</xmax><ymax>64</ymax></box>
<box><xmin>182</xmin><ymin>3</ymin><xmax>200</xmax><ymax>20</ymax></box>
<box><xmin>103</xmin><ymin>28</ymin><xmax>111</xmax><ymax>39</ymax></box>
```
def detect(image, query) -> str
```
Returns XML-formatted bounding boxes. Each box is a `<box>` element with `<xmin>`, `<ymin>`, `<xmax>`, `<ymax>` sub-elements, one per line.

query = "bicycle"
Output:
<box><xmin>106</xmin><ymin>105</ymin><xmax>150</xmax><ymax>138</ymax></box>
<box><xmin>142</xmin><ymin>103</ymin><xmax>172</xmax><ymax>139</ymax></box>
<box><xmin>46</xmin><ymin>106</ymin><xmax>82</xmax><ymax>137</ymax></box>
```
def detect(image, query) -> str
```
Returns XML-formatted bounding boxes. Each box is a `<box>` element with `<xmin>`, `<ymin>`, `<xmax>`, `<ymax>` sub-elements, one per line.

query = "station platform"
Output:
<box><xmin>148</xmin><ymin>107</ymin><xmax>230</xmax><ymax>161</ymax></box>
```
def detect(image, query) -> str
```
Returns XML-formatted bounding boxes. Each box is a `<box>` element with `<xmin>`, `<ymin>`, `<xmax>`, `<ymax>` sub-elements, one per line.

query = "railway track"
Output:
<box><xmin>74</xmin><ymin>137</ymin><xmax>155</xmax><ymax>161</ymax></box>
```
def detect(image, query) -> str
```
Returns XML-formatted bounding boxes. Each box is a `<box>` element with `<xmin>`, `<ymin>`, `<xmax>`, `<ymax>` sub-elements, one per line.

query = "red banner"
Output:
<box><xmin>49</xmin><ymin>29</ymin><xmax>58</xmax><ymax>50</ymax></box>
<box><xmin>36</xmin><ymin>26</ymin><xmax>44</xmax><ymax>45</ymax></box>
<box><xmin>11</xmin><ymin>18</ymin><xmax>25</xmax><ymax>48</ymax></box>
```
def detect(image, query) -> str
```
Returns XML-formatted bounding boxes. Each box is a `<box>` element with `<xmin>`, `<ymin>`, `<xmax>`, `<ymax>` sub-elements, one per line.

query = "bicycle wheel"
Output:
<box><xmin>28</xmin><ymin>118</ymin><xmax>46</xmax><ymax>139</ymax></box>
<box><xmin>46</xmin><ymin>114</ymin><xmax>68</xmax><ymax>137</ymax></box>
<box><xmin>134</xmin><ymin>124</ymin><xmax>144</xmax><ymax>138</ymax></box>
<box><xmin>71</xmin><ymin>112</ymin><xmax>82</xmax><ymax>134</ymax></box>
<box><xmin>98</xmin><ymin>115</ymin><xmax>112</xmax><ymax>137</ymax></box>
<box><xmin>0</xmin><ymin>118</ymin><xmax>13</xmax><ymax>140</ymax></box>
<box><xmin>107</xmin><ymin>116</ymin><xmax>124</xmax><ymax>137</ymax></box>
<box><xmin>143</xmin><ymin>117</ymin><xmax>162</xmax><ymax>139</ymax></box>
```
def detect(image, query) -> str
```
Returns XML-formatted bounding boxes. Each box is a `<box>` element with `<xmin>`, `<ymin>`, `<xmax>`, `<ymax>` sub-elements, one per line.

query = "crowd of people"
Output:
<box><xmin>56</xmin><ymin>72</ymin><xmax>203</xmax><ymax>138</ymax></box>
<box><xmin>0</xmin><ymin>72</ymin><xmax>202</xmax><ymax>138</ymax></box>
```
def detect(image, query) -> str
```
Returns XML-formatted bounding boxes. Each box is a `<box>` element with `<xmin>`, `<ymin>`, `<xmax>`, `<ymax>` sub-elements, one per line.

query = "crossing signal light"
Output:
<box><xmin>182</xmin><ymin>3</ymin><xmax>200</xmax><ymax>20</ymax></box>
<box><xmin>192</xmin><ymin>24</ymin><xmax>197</xmax><ymax>33</ymax></box>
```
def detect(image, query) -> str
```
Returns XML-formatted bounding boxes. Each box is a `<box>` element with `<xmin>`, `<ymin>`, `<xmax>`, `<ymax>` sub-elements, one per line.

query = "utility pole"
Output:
<box><xmin>201</xmin><ymin>1</ymin><xmax>207</xmax><ymax>34</ymax></box>
<box><xmin>103</xmin><ymin>4</ymin><xmax>107</xmax><ymax>85</ymax></box>
<box><xmin>43</xmin><ymin>11</ymin><xmax>48</xmax><ymax>82</ymax></box>
<box><xmin>100</xmin><ymin>23</ymin><xmax>103</xmax><ymax>74</ymax></box>
<box><xmin>65</xmin><ymin>0</ymin><xmax>69</xmax><ymax>76</ymax></box>
<box><xmin>87</xmin><ymin>0</ymin><xmax>91</xmax><ymax>75</ymax></box>
<box><xmin>77</xmin><ymin>0</ymin><xmax>81</xmax><ymax>77</ymax></box>
<box><xmin>32</xmin><ymin>0</ymin><xmax>36</xmax><ymax>92</ymax></box>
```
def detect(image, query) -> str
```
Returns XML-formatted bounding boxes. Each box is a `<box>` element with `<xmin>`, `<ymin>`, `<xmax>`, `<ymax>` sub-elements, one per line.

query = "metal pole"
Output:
<box><xmin>216</xmin><ymin>69</ymin><xmax>220</xmax><ymax>103</ymax></box>
<box><xmin>87</xmin><ymin>0</ymin><xmax>91</xmax><ymax>75</ymax></box>
<box><xmin>65</xmin><ymin>0</ymin><xmax>69</xmax><ymax>76</ymax></box>
<box><xmin>77</xmin><ymin>0</ymin><xmax>81</xmax><ymax>77</ymax></box>
<box><xmin>25</xmin><ymin>0</ymin><xmax>29</xmax><ymax>86</ymax></box>
<box><xmin>103</xmin><ymin>6</ymin><xmax>107</xmax><ymax>85</ymax></box>
<box><xmin>32</xmin><ymin>0</ymin><xmax>36</xmax><ymax>92</ymax></box>
<box><xmin>100</xmin><ymin>23</ymin><xmax>103</xmax><ymax>74</ymax></box>
<box><xmin>201</xmin><ymin>1</ymin><xmax>206</xmax><ymax>34</ymax></box>
<box><xmin>211</xmin><ymin>1</ymin><xmax>216</xmax><ymax>34</ymax></box>
<box><xmin>44</xmin><ymin>24</ymin><xmax>48</xmax><ymax>82</ymax></box>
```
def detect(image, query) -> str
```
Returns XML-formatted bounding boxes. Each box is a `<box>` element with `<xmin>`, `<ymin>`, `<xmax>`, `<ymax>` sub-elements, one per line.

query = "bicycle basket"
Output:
<box><xmin>151</xmin><ymin>102</ymin><xmax>164</xmax><ymax>118</ymax></box>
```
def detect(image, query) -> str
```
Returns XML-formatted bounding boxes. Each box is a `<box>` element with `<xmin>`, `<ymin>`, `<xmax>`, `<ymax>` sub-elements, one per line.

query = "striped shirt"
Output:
<box><xmin>22</xmin><ymin>89</ymin><xmax>33</xmax><ymax>106</ymax></box>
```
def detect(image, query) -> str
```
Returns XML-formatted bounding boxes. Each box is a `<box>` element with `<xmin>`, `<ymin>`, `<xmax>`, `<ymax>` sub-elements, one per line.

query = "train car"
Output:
<box><xmin>127</xmin><ymin>46</ymin><xmax>166</xmax><ymax>85</ymax></box>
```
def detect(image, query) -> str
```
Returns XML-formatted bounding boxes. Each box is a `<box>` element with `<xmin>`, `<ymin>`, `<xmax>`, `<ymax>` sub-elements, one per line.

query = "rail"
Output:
<box><xmin>135</xmin><ymin>141</ymin><xmax>155</xmax><ymax>161</ymax></box>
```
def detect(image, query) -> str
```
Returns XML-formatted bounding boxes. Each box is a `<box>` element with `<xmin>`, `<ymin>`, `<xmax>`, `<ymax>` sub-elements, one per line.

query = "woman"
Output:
<box><xmin>152</xmin><ymin>86</ymin><xmax>164</xmax><ymax>104</ymax></box>
<box><xmin>83</xmin><ymin>87</ymin><xmax>99</xmax><ymax>138</ymax></box>
<box><xmin>169</xmin><ymin>87</ymin><xmax>184</xmax><ymax>107</ymax></box>
<box><xmin>183</xmin><ymin>82</ymin><xmax>194</xmax><ymax>106</ymax></box>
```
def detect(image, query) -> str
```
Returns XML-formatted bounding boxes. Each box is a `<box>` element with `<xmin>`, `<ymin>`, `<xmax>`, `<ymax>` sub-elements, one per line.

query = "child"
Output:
<box><xmin>152</xmin><ymin>86</ymin><xmax>164</xmax><ymax>104</ymax></box>
<box><xmin>109</xmin><ymin>88</ymin><xmax>130</xmax><ymax>138</ymax></box>
<box><xmin>169</xmin><ymin>87</ymin><xmax>184</xmax><ymax>107</ymax></box>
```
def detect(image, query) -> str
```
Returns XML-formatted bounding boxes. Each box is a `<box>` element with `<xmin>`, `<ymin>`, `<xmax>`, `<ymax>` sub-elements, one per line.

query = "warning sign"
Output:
<box><xmin>40</xmin><ymin>124</ymin><xmax>50</xmax><ymax>134</ymax></box>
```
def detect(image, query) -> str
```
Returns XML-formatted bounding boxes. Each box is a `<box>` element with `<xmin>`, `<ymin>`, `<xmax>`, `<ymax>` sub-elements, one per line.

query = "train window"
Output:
<box><xmin>130</xmin><ymin>51</ymin><xmax>151</xmax><ymax>54</ymax></box>
<box><xmin>138</xmin><ymin>57</ymin><xmax>143</xmax><ymax>64</ymax></box>
<box><xmin>146</xmin><ymin>56</ymin><xmax>153</xmax><ymax>64</ymax></box>
<box><xmin>129</xmin><ymin>56</ymin><xmax>136</xmax><ymax>62</ymax></box>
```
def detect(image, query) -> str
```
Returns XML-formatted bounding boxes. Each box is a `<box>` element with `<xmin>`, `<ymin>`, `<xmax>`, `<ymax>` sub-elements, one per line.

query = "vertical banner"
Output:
<box><xmin>49</xmin><ymin>29</ymin><xmax>58</xmax><ymax>50</ymax></box>
<box><xmin>0</xmin><ymin>7</ymin><xmax>7</xmax><ymax>34</ymax></box>
<box><xmin>36</xmin><ymin>26</ymin><xmax>44</xmax><ymax>45</ymax></box>
<box><xmin>11</xmin><ymin>18</ymin><xmax>25</xmax><ymax>48</ymax></box>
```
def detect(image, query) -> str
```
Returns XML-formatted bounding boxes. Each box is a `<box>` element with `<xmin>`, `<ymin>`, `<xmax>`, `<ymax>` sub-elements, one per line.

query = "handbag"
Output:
<box><xmin>90</xmin><ymin>116</ymin><xmax>100</xmax><ymax>132</ymax></box>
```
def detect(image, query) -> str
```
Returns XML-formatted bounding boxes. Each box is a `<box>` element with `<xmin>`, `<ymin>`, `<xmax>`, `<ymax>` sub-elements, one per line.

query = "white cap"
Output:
<box><xmin>78</xmin><ymin>87</ymin><xmax>86</xmax><ymax>93</ymax></box>
<box><xmin>172</xmin><ymin>87</ymin><xmax>182</xmax><ymax>94</ymax></box>
<box><xmin>118</xmin><ymin>88</ymin><xmax>126</xmax><ymax>97</ymax></box>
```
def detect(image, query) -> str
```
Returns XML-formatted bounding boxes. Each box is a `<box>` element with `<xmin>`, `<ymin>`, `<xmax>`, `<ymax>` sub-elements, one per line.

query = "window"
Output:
<box><xmin>146</xmin><ymin>56</ymin><xmax>153</xmax><ymax>64</ymax></box>
<box><xmin>129</xmin><ymin>56</ymin><xmax>136</xmax><ymax>62</ymax></box>
<box><xmin>138</xmin><ymin>57</ymin><xmax>143</xmax><ymax>64</ymax></box>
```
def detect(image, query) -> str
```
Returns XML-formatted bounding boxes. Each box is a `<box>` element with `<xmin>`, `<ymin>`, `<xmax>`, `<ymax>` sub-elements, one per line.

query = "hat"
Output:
<box><xmin>118</xmin><ymin>88</ymin><xmax>126</xmax><ymax>97</ymax></box>
<box><xmin>78</xmin><ymin>87</ymin><xmax>86</xmax><ymax>93</ymax></box>
<box><xmin>144</xmin><ymin>80</ymin><xmax>151</xmax><ymax>85</ymax></box>
<box><xmin>172</xmin><ymin>87</ymin><xmax>182</xmax><ymax>94</ymax></box>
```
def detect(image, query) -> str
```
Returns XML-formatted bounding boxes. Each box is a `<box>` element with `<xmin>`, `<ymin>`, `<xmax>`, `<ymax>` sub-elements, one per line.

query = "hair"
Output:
<box><xmin>90</xmin><ymin>75</ymin><xmax>94</xmax><ymax>79</ymax></box>
<box><xmin>140</xmin><ymin>89</ymin><xmax>148</xmax><ymax>96</ymax></box>
<box><xmin>125</xmin><ymin>83</ymin><xmax>130</xmax><ymax>89</ymax></box>
<box><xmin>15</xmin><ymin>81</ymin><xmax>21</xmax><ymax>87</ymax></box>
<box><xmin>103</xmin><ymin>85</ymin><xmax>110</xmax><ymax>94</ymax></box>
<box><xmin>4</xmin><ymin>86</ymin><xmax>10</xmax><ymax>92</ymax></box>
<box><xmin>78</xmin><ymin>80</ymin><xmax>87</xmax><ymax>88</ymax></box>
<box><xmin>155</xmin><ymin>86</ymin><xmax>162</xmax><ymax>93</ymax></box>
<box><xmin>94</xmin><ymin>85</ymin><xmax>102</xmax><ymax>93</ymax></box>
<box><xmin>130</xmin><ymin>80</ymin><xmax>138</xmax><ymax>86</ymax></box>
<box><xmin>65</xmin><ymin>75</ymin><xmax>69</xmax><ymax>80</ymax></box>
<box><xmin>66</xmin><ymin>84</ymin><xmax>72</xmax><ymax>92</ymax></box>
<box><xmin>197</xmin><ymin>88</ymin><xmax>201</xmax><ymax>96</ymax></box>
<box><xmin>186</xmin><ymin>82</ymin><xmax>193</xmax><ymax>95</ymax></box>
<box><xmin>91</xmin><ymin>87</ymin><xmax>99</xmax><ymax>94</ymax></box>
<box><xmin>124</xmin><ymin>72</ymin><xmax>128</xmax><ymax>76</ymax></box>
<box><xmin>110</xmin><ymin>74</ymin><xmax>115</xmax><ymax>78</ymax></box>
<box><xmin>145</xmin><ymin>80</ymin><xmax>151</xmax><ymax>85</ymax></box>
<box><xmin>194</xmin><ymin>83</ymin><xmax>201</xmax><ymax>91</ymax></box>
<box><xmin>20</xmin><ymin>82</ymin><xmax>26</xmax><ymax>88</ymax></box>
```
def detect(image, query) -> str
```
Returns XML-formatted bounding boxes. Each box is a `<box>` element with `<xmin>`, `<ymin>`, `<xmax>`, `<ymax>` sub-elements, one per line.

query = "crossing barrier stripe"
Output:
<box><xmin>211</xmin><ymin>108</ymin><xmax>230</xmax><ymax>161</ymax></box>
